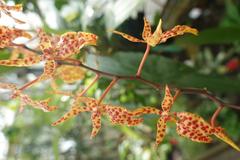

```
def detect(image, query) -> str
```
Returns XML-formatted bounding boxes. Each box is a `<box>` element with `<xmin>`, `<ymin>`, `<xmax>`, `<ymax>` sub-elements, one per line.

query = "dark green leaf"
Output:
<box><xmin>86</xmin><ymin>52</ymin><xmax>240</xmax><ymax>93</ymax></box>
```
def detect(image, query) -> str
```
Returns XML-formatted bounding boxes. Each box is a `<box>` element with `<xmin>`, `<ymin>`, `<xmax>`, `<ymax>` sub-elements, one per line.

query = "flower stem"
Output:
<box><xmin>136</xmin><ymin>44</ymin><xmax>150</xmax><ymax>77</ymax></box>
<box><xmin>98</xmin><ymin>77</ymin><xmax>119</xmax><ymax>104</ymax></box>
<box><xmin>77</xmin><ymin>74</ymin><xmax>100</xmax><ymax>97</ymax></box>
<box><xmin>19</xmin><ymin>78</ymin><xmax>39</xmax><ymax>91</ymax></box>
<box><xmin>211</xmin><ymin>105</ymin><xmax>224</xmax><ymax>127</ymax></box>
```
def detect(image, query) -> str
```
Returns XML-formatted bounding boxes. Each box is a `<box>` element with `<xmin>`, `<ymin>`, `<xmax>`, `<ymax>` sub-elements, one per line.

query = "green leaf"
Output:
<box><xmin>54</xmin><ymin>0</ymin><xmax>68</xmax><ymax>10</ymax></box>
<box><xmin>86</xmin><ymin>52</ymin><xmax>240</xmax><ymax>93</ymax></box>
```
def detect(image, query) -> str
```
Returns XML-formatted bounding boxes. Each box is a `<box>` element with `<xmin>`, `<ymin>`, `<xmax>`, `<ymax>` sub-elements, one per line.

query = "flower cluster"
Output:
<box><xmin>0</xmin><ymin>0</ymin><xmax>239</xmax><ymax>152</ymax></box>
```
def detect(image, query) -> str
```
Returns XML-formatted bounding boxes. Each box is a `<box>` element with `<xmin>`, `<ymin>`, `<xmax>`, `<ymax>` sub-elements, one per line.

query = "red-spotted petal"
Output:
<box><xmin>78</xmin><ymin>32</ymin><xmax>98</xmax><ymax>46</ymax></box>
<box><xmin>0</xmin><ymin>56</ymin><xmax>41</xmax><ymax>66</ymax></box>
<box><xmin>176</xmin><ymin>112</ymin><xmax>213</xmax><ymax>143</ymax></box>
<box><xmin>214</xmin><ymin>128</ymin><xmax>240</xmax><ymax>151</ymax></box>
<box><xmin>161</xmin><ymin>85</ymin><xmax>173</xmax><ymax>112</ymax></box>
<box><xmin>38</xmin><ymin>60</ymin><xmax>57</xmax><ymax>81</ymax></box>
<box><xmin>90</xmin><ymin>111</ymin><xmax>102</xmax><ymax>138</ymax></box>
<box><xmin>159</xmin><ymin>25</ymin><xmax>198</xmax><ymax>44</ymax></box>
<box><xmin>142</xmin><ymin>17</ymin><xmax>152</xmax><ymax>41</ymax></box>
<box><xmin>156</xmin><ymin>117</ymin><xmax>167</xmax><ymax>145</ymax></box>
<box><xmin>113</xmin><ymin>30</ymin><xmax>145</xmax><ymax>43</ymax></box>
<box><xmin>132</xmin><ymin>107</ymin><xmax>162</xmax><ymax>116</ymax></box>
<box><xmin>105</xmin><ymin>105</ymin><xmax>143</xmax><ymax>126</ymax></box>
<box><xmin>51</xmin><ymin>106</ymin><xmax>89</xmax><ymax>126</ymax></box>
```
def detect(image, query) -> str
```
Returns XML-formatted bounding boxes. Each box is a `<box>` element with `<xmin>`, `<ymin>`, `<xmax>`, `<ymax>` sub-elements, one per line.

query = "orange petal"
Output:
<box><xmin>214</xmin><ymin>128</ymin><xmax>240</xmax><ymax>151</ymax></box>
<box><xmin>132</xmin><ymin>107</ymin><xmax>162</xmax><ymax>116</ymax></box>
<box><xmin>90</xmin><ymin>111</ymin><xmax>101</xmax><ymax>138</ymax></box>
<box><xmin>78</xmin><ymin>32</ymin><xmax>98</xmax><ymax>46</ymax></box>
<box><xmin>159</xmin><ymin>25</ymin><xmax>198</xmax><ymax>44</ymax></box>
<box><xmin>156</xmin><ymin>117</ymin><xmax>167</xmax><ymax>145</ymax></box>
<box><xmin>0</xmin><ymin>56</ymin><xmax>41</xmax><ymax>66</ymax></box>
<box><xmin>113</xmin><ymin>30</ymin><xmax>145</xmax><ymax>43</ymax></box>
<box><xmin>105</xmin><ymin>105</ymin><xmax>143</xmax><ymax>126</ymax></box>
<box><xmin>146</xmin><ymin>18</ymin><xmax>163</xmax><ymax>47</ymax></box>
<box><xmin>161</xmin><ymin>85</ymin><xmax>173</xmax><ymax>112</ymax></box>
<box><xmin>51</xmin><ymin>106</ymin><xmax>89</xmax><ymax>126</ymax></box>
<box><xmin>142</xmin><ymin>17</ymin><xmax>152</xmax><ymax>41</ymax></box>
<box><xmin>176</xmin><ymin>112</ymin><xmax>213</xmax><ymax>143</ymax></box>
<box><xmin>18</xmin><ymin>93</ymin><xmax>56</xmax><ymax>112</ymax></box>
<box><xmin>38</xmin><ymin>60</ymin><xmax>57</xmax><ymax>81</ymax></box>
<box><xmin>57</xmin><ymin>32</ymin><xmax>85</xmax><ymax>58</ymax></box>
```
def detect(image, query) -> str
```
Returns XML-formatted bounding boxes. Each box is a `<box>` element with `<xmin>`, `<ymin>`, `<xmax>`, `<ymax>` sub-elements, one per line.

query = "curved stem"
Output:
<box><xmin>19</xmin><ymin>77</ymin><xmax>39</xmax><ymax>91</ymax></box>
<box><xmin>136</xmin><ymin>44</ymin><xmax>150</xmax><ymax>77</ymax></box>
<box><xmin>211</xmin><ymin>105</ymin><xmax>224</xmax><ymax>127</ymax></box>
<box><xmin>77</xmin><ymin>74</ymin><xmax>100</xmax><ymax>97</ymax></box>
<box><xmin>98</xmin><ymin>77</ymin><xmax>119</xmax><ymax>104</ymax></box>
<box><xmin>57</xmin><ymin>59</ymin><xmax>240</xmax><ymax>110</ymax></box>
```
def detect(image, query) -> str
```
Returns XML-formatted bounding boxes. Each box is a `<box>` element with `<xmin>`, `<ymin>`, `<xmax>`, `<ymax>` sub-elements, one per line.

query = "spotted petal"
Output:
<box><xmin>159</xmin><ymin>25</ymin><xmax>198</xmax><ymax>44</ymax></box>
<box><xmin>17</xmin><ymin>93</ymin><xmax>57</xmax><ymax>112</ymax></box>
<box><xmin>78</xmin><ymin>32</ymin><xmax>98</xmax><ymax>46</ymax></box>
<box><xmin>146</xmin><ymin>18</ymin><xmax>162</xmax><ymax>47</ymax></box>
<box><xmin>51</xmin><ymin>106</ymin><xmax>90</xmax><ymax>126</ymax></box>
<box><xmin>132</xmin><ymin>107</ymin><xmax>161</xmax><ymax>116</ymax></box>
<box><xmin>105</xmin><ymin>105</ymin><xmax>143</xmax><ymax>126</ymax></box>
<box><xmin>161</xmin><ymin>85</ymin><xmax>173</xmax><ymax>112</ymax></box>
<box><xmin>176</xmin><ymin>112</ymin><xmax>213</xmax><ymax>143</ymax></box>
<box><xmin>142</xmin><ymin>17</ymin><xmax>152</xmax><ymax>41</ymax></box>
<box><xmin>91</xmin><ymin>111</ymin><xmax>102</xmax><ymax>138</ymax></box>
<box><xmin>113</xmin><ymin>30</ymin><xmax>145</xmax><ymax>43</ymax></box>
<box><xmin>38</xmin><ymin>60</ymin><xmax>57</xmax><ymax>81</ymax></box>
<box><xmin>214</xmin><ymin>128</ymin><xmax>240</xmax><ymax>151</ymax></box>
<box><xmin>0</xmin><ymin>56</ymin><xmax>41</xmax><ymax>66</ymax></box>
<box><xmin>56</xmin><ymin>32</ymin><xmax>86</xmax><ymax>59</ymax></box>
<box><xmin>156</xmin><ymin>117</ymin><xmax>167</xmax><ymax>145</ymax></box>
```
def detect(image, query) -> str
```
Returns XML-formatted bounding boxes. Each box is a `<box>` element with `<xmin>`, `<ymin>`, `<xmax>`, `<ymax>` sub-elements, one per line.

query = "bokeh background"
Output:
<box><xmin>0</xmin><ymin>0</ymin><xmax>240</xmax><ymax>160</ymax></box>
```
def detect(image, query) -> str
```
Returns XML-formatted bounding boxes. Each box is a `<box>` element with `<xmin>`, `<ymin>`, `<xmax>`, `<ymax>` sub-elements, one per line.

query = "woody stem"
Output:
<box><xmin>98</xmin><ymin>77</ymin><xmax>119</xmax><ymax>104</ymax></box>
<box><xmin>136</xmin><ymin>44</ymin><xmax>150</xmax><ymax>77</ymax></box>
<box><xmin>77</xmin><ymin>74</ymin><xmax>100</xmax><ymax>97</ymax></box>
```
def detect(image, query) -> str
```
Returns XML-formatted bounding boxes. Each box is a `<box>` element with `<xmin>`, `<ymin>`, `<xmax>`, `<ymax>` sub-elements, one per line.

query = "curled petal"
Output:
<box><xmin>91</xmin><ymin>111</ymin><xmax>102</xmax><ymax>138</ymax></box>
<box><xmin>51</xmin><ymin>106</ymin><xmax>89</xmax><ymax>126</ymax></box>
<box><xmin>113</xmin><ymin>31</ymin><xmax>145</xmax><ymax>43</ymax></box>
<box><xmin>214</xmin><ymin>128</ymin><xmax>240</xmax><ymax>151</ymax></box>
<box><xmin>146</xmin><ymin>18</ymin><xmax>162</xmax><ymax>47</ymax></box>
<box><xmin>56</xmin><ymin>32</ymin><xmax>85</xmax><ymax>58</ymax></box>
<box><xmin>78</xmin><ymin>32</ymin><xmax>98</xmax><ymax>46</ymax></box>
<box><xmin>131</xmin><ymin>107</ymin><xmax>162</xmax><ymax>116</ymax></box>
<box><xmin>161</xmin><ymin>85</ymin><xmax>173</xmax><ymax>112</ymax></box>
<box><xmin>176</xmin><ymin>112</ymin><xmax>213</xmax><ymax>143</ymax></box>
<box><xmin>56</xmin><ymin>65</ymin><xmax>85</xmax><ymax>83</ymax></box>
<box><xmin>156</xmin><ymin>117</ymin><xmax>167</xmax><ymax>145</ymax></box>
<box><xmin>142</xmin><ymin>17</ymin><xmax>152</xmax><ymax>41</ymax></box>
<box><xmin>159</xmin><ymin>25</ymin><xmax>198</xmax><ymax>44</ymax></box>
<box><xmin>0</xmin><ymin>56</ymin><xmax>41</xmax><ymax>66</ymax></box>
<box><xmin>75</xmin><ymin>96</ymin><xmax>99</xmax><ymax>110</ymax></box>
